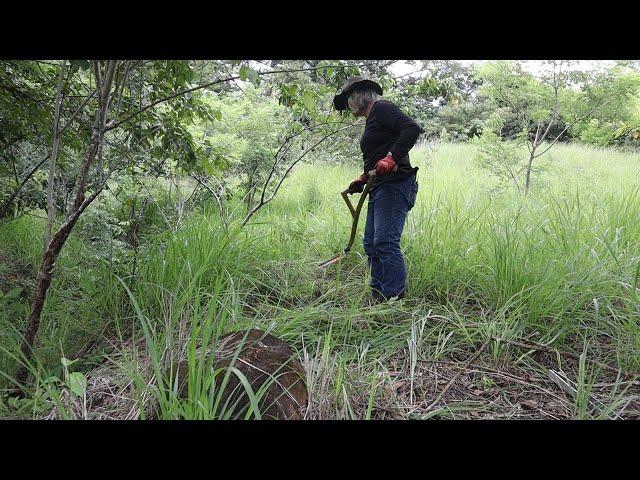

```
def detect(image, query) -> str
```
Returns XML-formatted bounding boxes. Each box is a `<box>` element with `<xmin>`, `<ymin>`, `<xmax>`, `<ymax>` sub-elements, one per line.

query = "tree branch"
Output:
<box><xmin>190</xmin><ymin>173</ymin><xmax>228</xmax><ymax>228</ymax></box>
<box><xmin>0</xmin><ymin>153</ymin><xmax>50</xmax><ymax>217</ymax></box>
<box><xmin>58</xmin><ymin>88</ymin><xmax>98</xmax><ymax>136</ymax></box>
<box><xmin>114</xmin><ymin>61</ymin><xmax>132</xmax><ymax>120</ymax></box>
<box><xmin>0</xmin><ymin>135</ymin><xmax>25</xmax><ymax>155</ymax></box>
<box><xmin>260</xmin><ymin>120</ymin><xmax>345</xmax><ymax>207</ymax></box>
<box><xmin>44</xmin><ymin>60</ymin><xmax>67</xmax><ymax>250</ymax></box>
<box><xmin>533</xmin><ymin>98</ymin><xmax>613</xmax><ymax>159</ymax></box>
<box><xmin>68</xmin><ymin>60</ymin><xmax>117</xmax><ymax>217</ymax></box>
<box><xmin>104</xmin><ymin>63</ymin><xmax>376</xmax><ymax>132</ymax></box>
<box><xmin>242</xmin><ymin>122</ymin><xmax>363</xmax><ymax>226</ymax></box>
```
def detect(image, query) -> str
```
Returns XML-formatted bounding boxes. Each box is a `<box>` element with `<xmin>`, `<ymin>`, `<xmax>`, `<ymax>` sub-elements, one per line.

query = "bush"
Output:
<box><xmin>578</xmin><ymin>118</ymin><xmax>618</xmax><ymax>146</ymax></box>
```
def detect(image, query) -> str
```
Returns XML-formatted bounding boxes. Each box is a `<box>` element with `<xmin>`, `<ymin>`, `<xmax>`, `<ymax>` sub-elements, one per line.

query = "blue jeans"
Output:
<box><xmin>363</xmin><ymin>174</ymin><xmax>418</xmax><ymax>299</ymax></box>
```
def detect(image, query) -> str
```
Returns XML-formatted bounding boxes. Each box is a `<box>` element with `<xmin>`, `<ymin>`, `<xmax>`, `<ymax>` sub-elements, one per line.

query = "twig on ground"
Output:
<box><xmin>491</xmin><ymin>336</ymin><xmax>636</xmax><ymax>379</ymax></box>
<box><xmin>425</xmin><ymin>340</ymin><xmax>490</xmax><ymax>411</ymax></box>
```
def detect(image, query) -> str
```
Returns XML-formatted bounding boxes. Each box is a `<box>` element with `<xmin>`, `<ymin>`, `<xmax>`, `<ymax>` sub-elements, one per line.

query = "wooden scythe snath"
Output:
<box><xmin>318</xmin><ymin>166</ymin><xmax>395</xmax><ymax>268</ymax></box>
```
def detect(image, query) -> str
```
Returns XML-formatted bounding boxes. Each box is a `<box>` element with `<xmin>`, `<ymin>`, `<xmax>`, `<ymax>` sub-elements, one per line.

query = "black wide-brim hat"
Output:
<box><xmin>333</xmin><ymin>76</ymin><xmax>383</xmax><ymax>111</ymax></box>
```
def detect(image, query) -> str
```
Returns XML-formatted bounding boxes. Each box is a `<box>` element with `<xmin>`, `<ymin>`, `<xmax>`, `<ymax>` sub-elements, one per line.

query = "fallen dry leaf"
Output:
<box><xmin>520</xmin><ymin>399</ymin><xmax>539</xmax><ymax>410</ymax></box>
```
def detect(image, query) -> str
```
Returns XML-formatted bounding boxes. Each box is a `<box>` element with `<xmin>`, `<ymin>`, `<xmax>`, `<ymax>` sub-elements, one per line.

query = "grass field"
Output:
<box><xmin>1</xmin><ymin>141</ymin><xmax>639</xmax><ymax>419</ymax></box>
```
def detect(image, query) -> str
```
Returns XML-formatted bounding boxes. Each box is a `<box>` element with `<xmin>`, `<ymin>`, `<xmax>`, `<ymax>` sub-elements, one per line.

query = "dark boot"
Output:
<box><xmin>369</xmin><ymin>289</ymin><xmax>405</xmax><ymax>305</ymax></box>
<box><xmin>368</xmin><ymin>289</ymin><xmax>385</xmax><ymax>306</ymax></box>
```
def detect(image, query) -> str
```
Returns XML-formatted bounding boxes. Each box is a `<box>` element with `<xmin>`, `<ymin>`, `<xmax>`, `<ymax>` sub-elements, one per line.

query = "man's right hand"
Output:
<box><xmin>347</xmin><ymin>174</ymin><xmax>367</xmax><ymax>194</ymax></box>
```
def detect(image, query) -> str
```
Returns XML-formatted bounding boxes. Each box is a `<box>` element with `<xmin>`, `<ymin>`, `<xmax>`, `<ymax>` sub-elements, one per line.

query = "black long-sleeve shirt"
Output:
<box><xmin>360</xmin><ymin>99</ymin><xmax>423</xmax><ymax>189</ymax></box>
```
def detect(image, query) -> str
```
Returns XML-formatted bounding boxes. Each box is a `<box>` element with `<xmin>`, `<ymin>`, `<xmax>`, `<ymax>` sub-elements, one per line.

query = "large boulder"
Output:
<box><xmin>172</xmin><ymin>328</ymin><xmax>308</xmax><ymax>420</ymax></box>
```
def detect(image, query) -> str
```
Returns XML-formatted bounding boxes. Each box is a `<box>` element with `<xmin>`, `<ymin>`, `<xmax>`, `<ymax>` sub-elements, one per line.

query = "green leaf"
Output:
<box><xmin>302</xmin><ymin>91</ymin><xmax>316</xmax><ymax>111</ymax></box>
<box><xmin>70</xmin><ymin>60</ymin><xmax>90</xmax><ymax>71</ymax></box>
<box><xmin>61</xmin><ymin>357</ymin><xmax>77</xmax><ymax>368</ymax></box>
<box><xmin>199</xmin><ymin>157</ymin><xmax>215</xmax><ymax>175</ymax></box>
<box><xmin>68</xmin><ymin>372</ymin><xmax>87</xmax><ymax>397</ymax></box>
<box><xmin>239</xmin><ymin>66</ymin><xmax>259</xmax><ymax>85</ymax></box>
<box><xmin>614</xmin><ymin>125</ymin><xmax>627</xmax><ymax>139</ymax></box>
<box><xmin>246</xmin><ymin>68</ymin><xmax>260</xmax><ymax>85</ymax></box>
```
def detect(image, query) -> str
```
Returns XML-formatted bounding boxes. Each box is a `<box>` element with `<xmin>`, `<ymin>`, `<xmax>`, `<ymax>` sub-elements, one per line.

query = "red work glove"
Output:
<box><xmin>375</xmin><ymin>153</ymin><xmax>396</xmax><ymax>175</ymax></box>
<box><xmin>347</xmin><ymin>174</ymin><xmax>367</xmax><ymax>194</ymax></box>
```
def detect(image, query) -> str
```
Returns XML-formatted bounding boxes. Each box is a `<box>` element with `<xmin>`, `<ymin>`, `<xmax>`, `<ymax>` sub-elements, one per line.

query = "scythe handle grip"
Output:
<box><xmin>340</xmin><ymin>170</ymin><xmax>379</xmax><ymax>253</ymax></box>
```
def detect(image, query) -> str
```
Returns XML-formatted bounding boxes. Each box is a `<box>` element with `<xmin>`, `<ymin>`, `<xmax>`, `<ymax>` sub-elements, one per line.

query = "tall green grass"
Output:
<box><xmin>1</xmin><ymin>141</ymin><xmax>639</xmax><ymax>419</ymax></box>
<box><xmin>252</xmin><ymin>142</ymin><xmax>640</xmax><ymax>370</ymax></box>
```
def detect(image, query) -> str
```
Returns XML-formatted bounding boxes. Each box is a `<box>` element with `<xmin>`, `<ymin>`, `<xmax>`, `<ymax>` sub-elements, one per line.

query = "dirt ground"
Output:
<box><xmin>366</xmin><ymin>351</ymin><xmax>640</xmax><ymax>420</ymax></box>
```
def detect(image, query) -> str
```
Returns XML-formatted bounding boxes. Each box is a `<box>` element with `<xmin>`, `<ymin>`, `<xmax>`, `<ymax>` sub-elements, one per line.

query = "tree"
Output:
<box><xmin>474</xmin><ymin>61</ymin><xmax>637</xmax><ymax>194</ymax></box>
<box><xmin>11</xmin><ymin>60</ymin><xmax>217</xmax><ymax>388</ymax></box>
<box><xmin>474</xmin><ymin>111</ymin><xmax>526</xmax><ymax>194</ymax></box>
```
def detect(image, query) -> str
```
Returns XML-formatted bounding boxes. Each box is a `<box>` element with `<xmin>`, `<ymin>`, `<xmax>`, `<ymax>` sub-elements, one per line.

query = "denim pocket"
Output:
<box><xmin>404</xmin><ymin>178</ymin><xmax>418</xmax><ymax>211</ymax></box>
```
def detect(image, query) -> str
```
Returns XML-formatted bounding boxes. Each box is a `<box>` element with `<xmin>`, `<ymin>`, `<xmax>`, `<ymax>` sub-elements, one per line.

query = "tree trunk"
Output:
<box><xmin>44</xmin><ymin>60</ymin><xmax>67</xmax><ymax>251</ymax></box>
<box><xmin>245</xmin><ymin>168</ymin><xmax>256</xmax><ymax>211</ymax></box>
<box><xmin>13</xmin><ymin>60</ymin><xmax>118</xmax><ymax>390</ymax></box>
<box><xmin>524</xmin><ymin>148</ymin><xmax>536</xmax><ymax>195</ymax></box>
<box><xmin>20</xmin><ymin>211</ymin><xmax>84</xmax><ymax>362</ymax></box>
